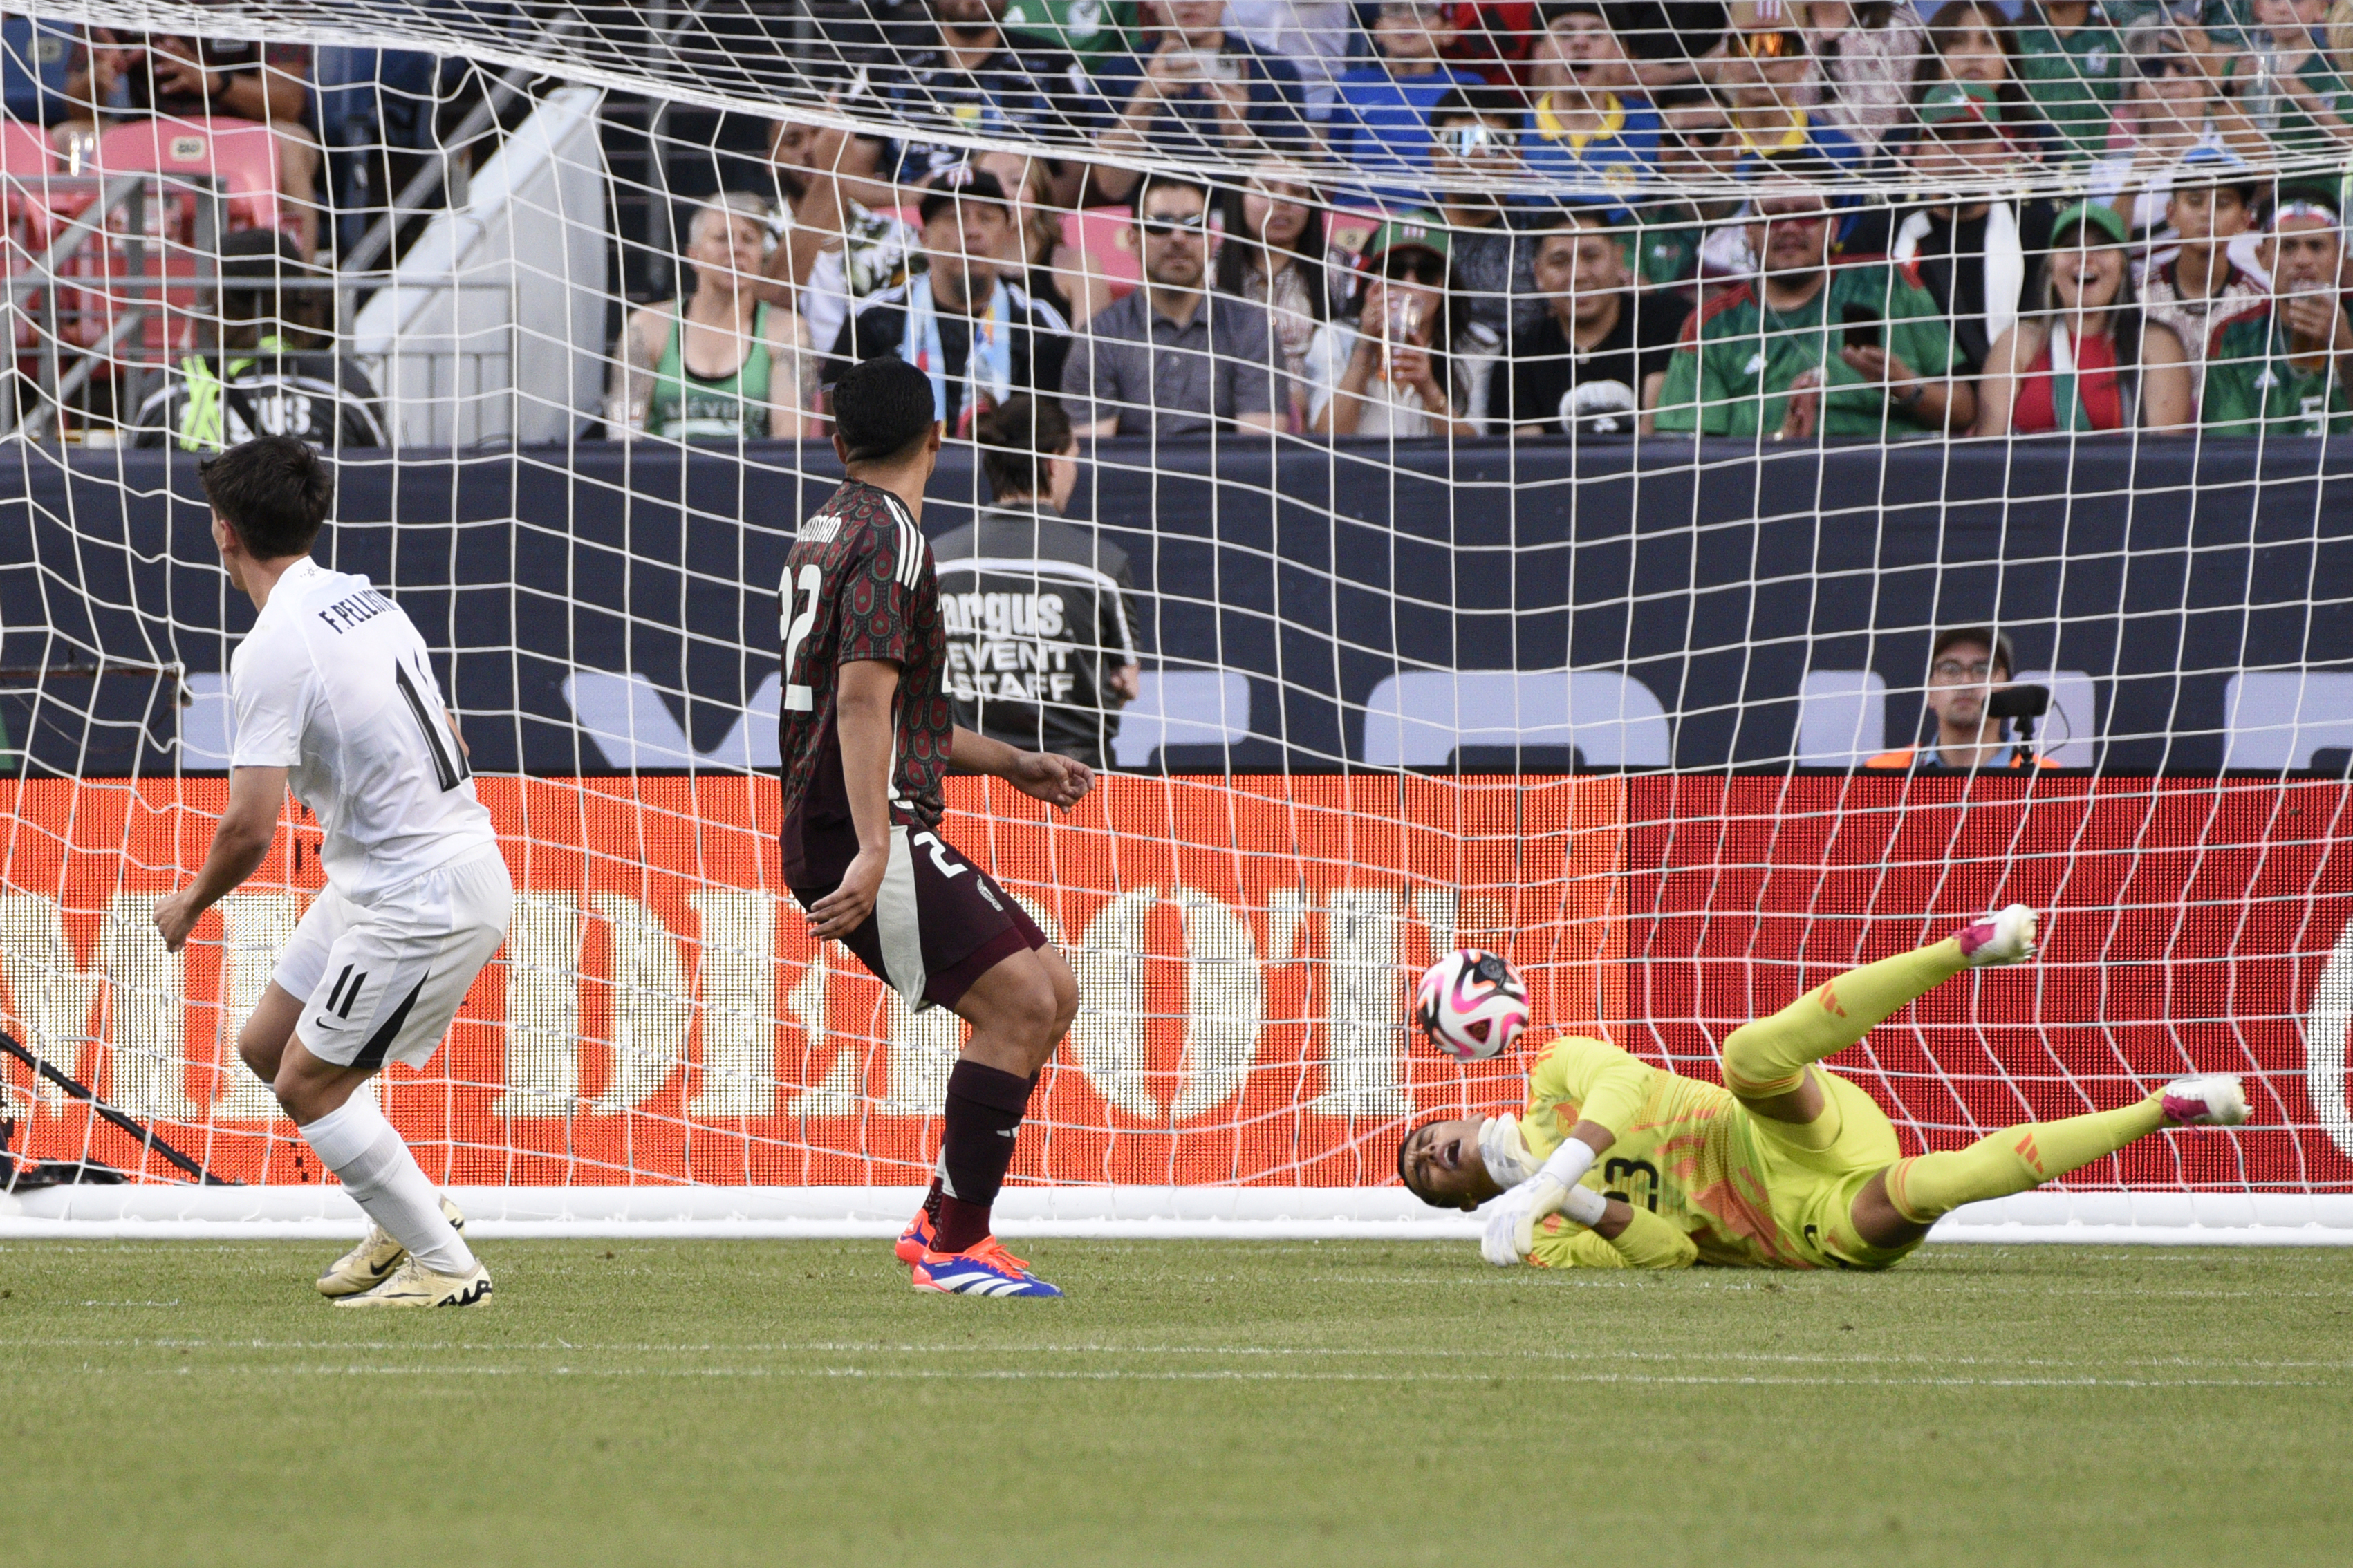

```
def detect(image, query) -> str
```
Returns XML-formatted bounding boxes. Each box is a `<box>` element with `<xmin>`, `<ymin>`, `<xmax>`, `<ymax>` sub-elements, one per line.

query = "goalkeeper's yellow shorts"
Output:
<box><xmin>1750</xmin><ymin>1068</ymin><xmax>1926</xmax><ymax>1272</ymax></box>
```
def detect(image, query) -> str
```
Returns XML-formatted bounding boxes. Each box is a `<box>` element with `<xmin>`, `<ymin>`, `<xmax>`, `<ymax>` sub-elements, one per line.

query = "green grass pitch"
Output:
<box><xmin>3</xmin><ymin>1240</ymin><xmax>2348</xmax><ymax>1567</ymax></box>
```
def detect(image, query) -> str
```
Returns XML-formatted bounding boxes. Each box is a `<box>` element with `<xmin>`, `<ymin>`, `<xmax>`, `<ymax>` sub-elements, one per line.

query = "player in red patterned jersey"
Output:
<box><xmin>780</xmin><ymin>355</ymin><xmax>1092</xmax><ymax>1297</ymax></box>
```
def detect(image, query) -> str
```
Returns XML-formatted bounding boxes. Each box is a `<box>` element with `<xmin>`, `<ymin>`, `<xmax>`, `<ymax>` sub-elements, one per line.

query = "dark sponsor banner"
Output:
<box><xmin>1</xmin><ymin>439</ymin><xmax>2347</xmax><ymax>776</ymax></box>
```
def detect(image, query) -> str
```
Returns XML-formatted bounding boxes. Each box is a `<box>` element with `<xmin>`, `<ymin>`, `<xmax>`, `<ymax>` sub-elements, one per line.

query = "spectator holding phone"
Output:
<box><xmin>1844</xmin><ymin>82</ymin><xmax>2054</xmax><ymax>380</ymax></box>
<box><xmin>1974</xmin><ymin>200</ymin><xmax>2194</xmax><ymax>435</ymax></box>
<box><xmin>1651</xmin><ymin>167</ymin><xmax>1971</xmax><ymax>440</ymax></box>
<box><xmin>1093</xmin><ymin>0</ymin><xmax>1307</xmax><ymax>201</ymax></box>
<box><xmin>2200</xmin><ymin>182</ymin><xmax>2353</xmax><ymax>435</ymax></box>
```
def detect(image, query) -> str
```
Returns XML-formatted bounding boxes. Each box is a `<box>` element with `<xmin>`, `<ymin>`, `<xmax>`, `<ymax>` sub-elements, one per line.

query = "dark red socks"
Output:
<box><xmin>931</xmin><ymin>1061</ymin><xmax>1035</xmax><ymax>1253</ymax></box>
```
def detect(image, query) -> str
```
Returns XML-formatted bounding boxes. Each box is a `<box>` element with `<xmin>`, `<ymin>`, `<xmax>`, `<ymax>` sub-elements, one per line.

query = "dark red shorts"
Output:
<box><xmin>789</xmin><ymin>821</ymin><xmax>1046</xmax><ymax>1012</ymax></box>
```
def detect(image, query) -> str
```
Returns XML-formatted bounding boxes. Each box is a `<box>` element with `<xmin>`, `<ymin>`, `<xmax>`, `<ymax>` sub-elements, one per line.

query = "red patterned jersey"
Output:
<box><xmin>776</xmin><ymin>480</ymin><xmax>953</xmax><ymax>886</ymax></box>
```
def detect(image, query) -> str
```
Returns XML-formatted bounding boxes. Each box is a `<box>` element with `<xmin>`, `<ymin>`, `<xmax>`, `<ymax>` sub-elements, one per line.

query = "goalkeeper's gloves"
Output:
<box><xmin>1479</xmin><ymin>1175</ymin><xmax>1609</xmax><ymax>1266</ymax></box>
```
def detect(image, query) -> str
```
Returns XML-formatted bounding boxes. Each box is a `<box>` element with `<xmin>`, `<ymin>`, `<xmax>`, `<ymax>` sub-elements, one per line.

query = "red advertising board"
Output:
<box><xmin>2</xmin><ymin>774</ymin><xmax>2347</xmax><ymax>1191</ymax></box>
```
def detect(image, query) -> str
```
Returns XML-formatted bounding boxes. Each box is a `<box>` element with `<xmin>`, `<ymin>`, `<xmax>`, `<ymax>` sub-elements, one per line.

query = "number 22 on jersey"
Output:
<box><xmin>780</xmin><ymin>562</ymin><xmax>821</xmax><ymax>713</ymax></box>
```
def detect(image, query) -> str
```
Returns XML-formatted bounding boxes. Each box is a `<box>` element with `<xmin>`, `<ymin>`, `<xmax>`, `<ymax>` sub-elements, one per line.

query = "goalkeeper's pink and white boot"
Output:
<box><xmin>2160</xmin><ymin>1075</ymin><xmax>2251</xmax><ymax>1127</ymax></box>
<box><xmin>1955</xmin><ymin>904</ymin><xmax>2038</xmax><ymax>967</ymax></box>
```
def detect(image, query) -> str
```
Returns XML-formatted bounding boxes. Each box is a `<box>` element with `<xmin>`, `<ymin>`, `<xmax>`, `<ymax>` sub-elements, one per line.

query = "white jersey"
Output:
<box><xmin>230</xmin><ymin>556</ymin><xmax>499</xmax><ymax>905</ymax></box>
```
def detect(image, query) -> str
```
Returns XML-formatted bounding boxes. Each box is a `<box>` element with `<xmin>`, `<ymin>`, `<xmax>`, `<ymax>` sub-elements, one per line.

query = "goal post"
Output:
<box><xmin>1</xmin><ymin>1</ymin><xmax>2350</xmax><ymax>1243</ymax></box>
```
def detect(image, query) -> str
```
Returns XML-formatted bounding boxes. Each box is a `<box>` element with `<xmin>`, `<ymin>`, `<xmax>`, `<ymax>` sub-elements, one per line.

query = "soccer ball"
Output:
<box><xmin>1413</xmin><ymin>949</ymin><xmax>1531</xmax><ymax>1063</ymax></box>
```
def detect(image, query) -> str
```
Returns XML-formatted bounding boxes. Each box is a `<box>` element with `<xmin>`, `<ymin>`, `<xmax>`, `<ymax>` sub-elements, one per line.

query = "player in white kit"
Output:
<box><xmin>154</xmin><ymin>436</ymin><xmax>512</xmax><ymax>1307</ymax></box>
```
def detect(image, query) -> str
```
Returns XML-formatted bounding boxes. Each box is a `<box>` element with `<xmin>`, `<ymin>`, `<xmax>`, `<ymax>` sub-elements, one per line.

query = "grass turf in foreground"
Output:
<box><xmin>0</xmin><ymin>1240</ymin><xmax>2346</xmax><ymax>1567</ymax></box>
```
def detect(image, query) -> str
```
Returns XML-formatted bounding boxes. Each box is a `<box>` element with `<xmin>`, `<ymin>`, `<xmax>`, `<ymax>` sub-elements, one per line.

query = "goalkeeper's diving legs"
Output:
<box><xmin>1716</xmin><ymin>905</ymin><xmax>2037</xmax><ymax>1150</ymax></box>
<box><xmin>1850</xmin><ymin>1074</ymin><xmax>2250</xmax><ymax>1246</ymax></box>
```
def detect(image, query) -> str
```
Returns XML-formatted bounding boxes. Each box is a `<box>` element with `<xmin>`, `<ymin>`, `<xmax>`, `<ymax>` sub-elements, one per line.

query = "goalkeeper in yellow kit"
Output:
<box><xmin>1399</xmin><ymin>907</ymin><xmax>2251</xmax><ymax>1269</ymax></box>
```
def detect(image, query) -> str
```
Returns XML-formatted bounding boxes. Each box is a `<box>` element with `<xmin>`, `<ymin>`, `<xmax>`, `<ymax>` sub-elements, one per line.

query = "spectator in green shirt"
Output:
<box><xmin>1000</xmin><ymin>0</ymin><xmax>1135</xmax><ymax>64</ymax></box>
<box><xmin>2013</xmin><ymin>1</ymin><xmax>2130</xmax><ymax>158</ymax></box>
<box><xmin>1650</xmin><ymin>171</ymin><xmax>1974</xmax><ymax>440</ymax></box>
<box><xmin>2201</xmin><ymin>183</ymin><xmax>2353</xmax><ymax>433</ymax></box>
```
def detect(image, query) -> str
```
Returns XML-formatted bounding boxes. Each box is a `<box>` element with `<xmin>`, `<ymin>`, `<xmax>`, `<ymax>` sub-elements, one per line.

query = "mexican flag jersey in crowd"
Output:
<box><xmin>2012</xmin><ymin>4</ymin><xmax>2127</xmax><ymax>159</ymax></box>
<box><xmin>1652</xmin><ymin>263</ymin><xmax>1955</xmax><ymax>440</ymax></box>
<box><xmin>2201</xmin><ymin>303</ymin><xmax>2353</xmax><ymax>436</ymax></box>
<box><xmin>998</xmin><ymin>0</ymin><xmax>1134</xmax><ymax>64</ymax></box>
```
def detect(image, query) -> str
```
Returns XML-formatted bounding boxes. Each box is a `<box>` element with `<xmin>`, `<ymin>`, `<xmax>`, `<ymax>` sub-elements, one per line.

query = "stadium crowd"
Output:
<box><xmin>6</xmin><ymin>0</ymin><xmax>2353</xmax><ymax>444</ymax></box>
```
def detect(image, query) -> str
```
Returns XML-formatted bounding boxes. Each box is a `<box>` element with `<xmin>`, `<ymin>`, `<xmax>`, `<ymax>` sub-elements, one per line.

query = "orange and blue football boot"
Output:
<box><xmin>895</xmin><ymin>1205</ymin><xmax>936</xmax><ymax>1264</ymax></box>
<box><xmin>910</xmin><ymin>1237</ymin><xmax>1061</xmax><ymax>1298</ymax></box>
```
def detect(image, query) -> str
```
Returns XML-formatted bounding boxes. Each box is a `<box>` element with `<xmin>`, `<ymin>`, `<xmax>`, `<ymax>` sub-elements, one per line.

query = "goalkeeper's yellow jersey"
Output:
<box><xmin>1516</xmin><ymin>1034</ymin><xmax>1828</xmax><ymax>1271</ymax></box>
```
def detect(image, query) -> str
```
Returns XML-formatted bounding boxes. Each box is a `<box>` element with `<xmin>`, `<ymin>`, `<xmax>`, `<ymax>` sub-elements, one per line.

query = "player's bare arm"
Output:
<box><xmin>948</xmin><ymin>723</ymin><xmax>1095</xmax><ymax>809</ymax></box>
<box><xmin>153</xmin><ymin>763</ymin><xmax>286</xmax><ymax>951</ymax></box>
<box><xmin>806</xmin><ymin>657</ymin><xmax>900</xmax><ymax>941</ymax></box>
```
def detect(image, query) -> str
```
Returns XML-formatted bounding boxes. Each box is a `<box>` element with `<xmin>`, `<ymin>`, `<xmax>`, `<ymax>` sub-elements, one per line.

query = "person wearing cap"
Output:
<box><xmin>1975</xmin><ymin>199</ymin><xmax>2194</xmax><ymax>434</ymax></box>
<box><xmin>1424</xmin><ymin>85</ymin><xmax>1547</xmax><ymax>340</ymax></box>
<box><xmin>2011</xmin><ymin>0</ymin><xmax>2130</xmax><ymax>160</ymax></box>
<box><xmin>1518</xmin><ymin>1</ymin><xmax>1666</xmax><ymax>194</ymax></box>
<box><xmin>611</xmin><ymin>191</ymin><xmax>820</xmax><ymax>443</ymax></box>
<box><xmin>1060</xmin><ymin>173</ymin><xmax>1278</xmax><ymax>437</ymax></box>
<box><xmin>1306</xmin><ymin>215</ymin><xmax>1496</xmax><ymax>437</ymax></box>
<box><xmin>1650</xmin><ymin>167</ymin><xmax>1970</xmax><ymax>441</ymax></box>
<box><xmin>2135</xmin><ymin>147</ymin><xmax>2269</xmax><ymax>389</ymax></box>
<box><xmin>1505</xmin><ymin>203</ymin><xmax>1689</xmax><ymax>437</ymax></box>
<box><xmin>2200</xmin><ymin>183</ymin><xmax>2353</xmax><ymax>436</ymax></box>
<box><xmin>131</xmin><ymin>229</ymin><xmax>384</xmax><ymax>451</ymax></box>
<box><xmin>822</xmin><ymin>169</ymin><xmax>1072</xmax><ymax>436</ymax></box>
<box><xmin>1865</xmin><ymin>627</ymin><xmax>2049</xmax><ymax>772</ymax></box>
<box><xmin>1845</xmin><ymin>80</ymin><xmax>2055</xmax><ymax>380</ymax></box>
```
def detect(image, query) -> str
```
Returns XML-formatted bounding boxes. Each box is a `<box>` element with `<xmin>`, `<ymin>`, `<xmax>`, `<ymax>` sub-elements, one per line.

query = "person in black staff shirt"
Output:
<box><xmin>870</xmin><ymin>0</ymin><xmax>1100</xmax><ymax>200</ymax></box>
<box><xmin>934</xmin><ymin>395</ymin><xmax>1142</xmax><ymax>771</ymax></box>
<box><xmin>132</xmin><ymin>229</ymin><xmax>386</xmax><ymax>451</ymax></box>
<box><xmin>822</xmin><ymin>168</ymin><xmax>1072</xmax><ymax>436</ymax></box>
<box><xmin>1505</xmin><ymin>205</ymin><xmax>1688</xmax><ymax>438</ymax></box>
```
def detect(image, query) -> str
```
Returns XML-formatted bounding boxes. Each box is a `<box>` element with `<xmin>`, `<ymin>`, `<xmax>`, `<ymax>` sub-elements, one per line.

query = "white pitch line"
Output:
<box><xmin>8</xmin><ymin>1336</ymin><xmax>2352</xmax><ymax>1372</ymax></box>
<box><xmin>62</xmin><ymin>1363</ymin><xmax>2345</xmax><ymax>1390</ymax></box>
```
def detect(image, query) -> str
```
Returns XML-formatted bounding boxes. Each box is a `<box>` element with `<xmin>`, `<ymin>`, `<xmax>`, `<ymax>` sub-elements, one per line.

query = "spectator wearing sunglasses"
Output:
<box><xmin>1520</xmin><ymin>0</ymin><xmax>1666</xmax><ymax>196</ymax></box>
<box><xmin>1425</xmin><ymin>86</ymin><xmax>1548</xmax><ymax>339</ymax></box>
<box><xmin>2011</xmin><ymin>0</ymin><xmax>2130</xmax><ymax>160</ymax></box>
<box><xmin>1306</xmin><ymin>216</ymin><xmax>1498</xmax><ymax>437</ymax></box>
<box><xmin>1650</xmin><ymin>170</ymin><xmax>1971</xmax><ymax>440</ymax></box>
<box><xmin>1709</xmin><ymin>26</ymin><xmax>1868</xmax><ymax>169</ymax></box>
<box><xmin>1061</xmin><ymin>174</ymin><xmax>1280</xmax><ymax>436</ymax></box>
<box><xmin>2087</xmin><ymin>22</ymin><xmax>2264</xmax><ymax>239</ymax></box>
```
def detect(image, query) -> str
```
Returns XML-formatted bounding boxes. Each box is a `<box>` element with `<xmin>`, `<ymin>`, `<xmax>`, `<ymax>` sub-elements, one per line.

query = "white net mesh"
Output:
<box><xmin>0</xmin><ymin>1</ymin><xmax>2348</xmax><ymax>1224</ymax></box>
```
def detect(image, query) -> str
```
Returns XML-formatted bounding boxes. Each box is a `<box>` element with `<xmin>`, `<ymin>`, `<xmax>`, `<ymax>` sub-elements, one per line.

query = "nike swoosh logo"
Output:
<box><xmin>994</xmin><ymin>1128</ymin><xmax>1017</xmax><ymax>1138</ymax></box>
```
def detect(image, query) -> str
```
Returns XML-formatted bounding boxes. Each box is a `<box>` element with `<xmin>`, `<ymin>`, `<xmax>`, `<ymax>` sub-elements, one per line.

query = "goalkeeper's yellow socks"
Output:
<box><xmin>1719</xmin><ymin>942</ymin><xmax>1969</xmax><ymax>1100</ymax></box>
<box><xmin>1883</xmin><ymin>1095</ymin><xmax>2167</xmax><ymax>1225</ymax></box>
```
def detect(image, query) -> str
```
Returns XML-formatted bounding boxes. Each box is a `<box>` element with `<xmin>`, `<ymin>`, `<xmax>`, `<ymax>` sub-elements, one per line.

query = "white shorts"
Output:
<box><xmin>276</xmin><ymin>848</ymin><xmax>514</xmax><ymax>1072</ymax></box>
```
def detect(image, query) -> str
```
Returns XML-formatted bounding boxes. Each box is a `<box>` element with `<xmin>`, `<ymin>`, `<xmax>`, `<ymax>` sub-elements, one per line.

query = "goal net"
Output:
<box><xmin>1</xmin><ymin>1</ymin><xmax>2348</xmax><ymax>1239</ymax></box>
